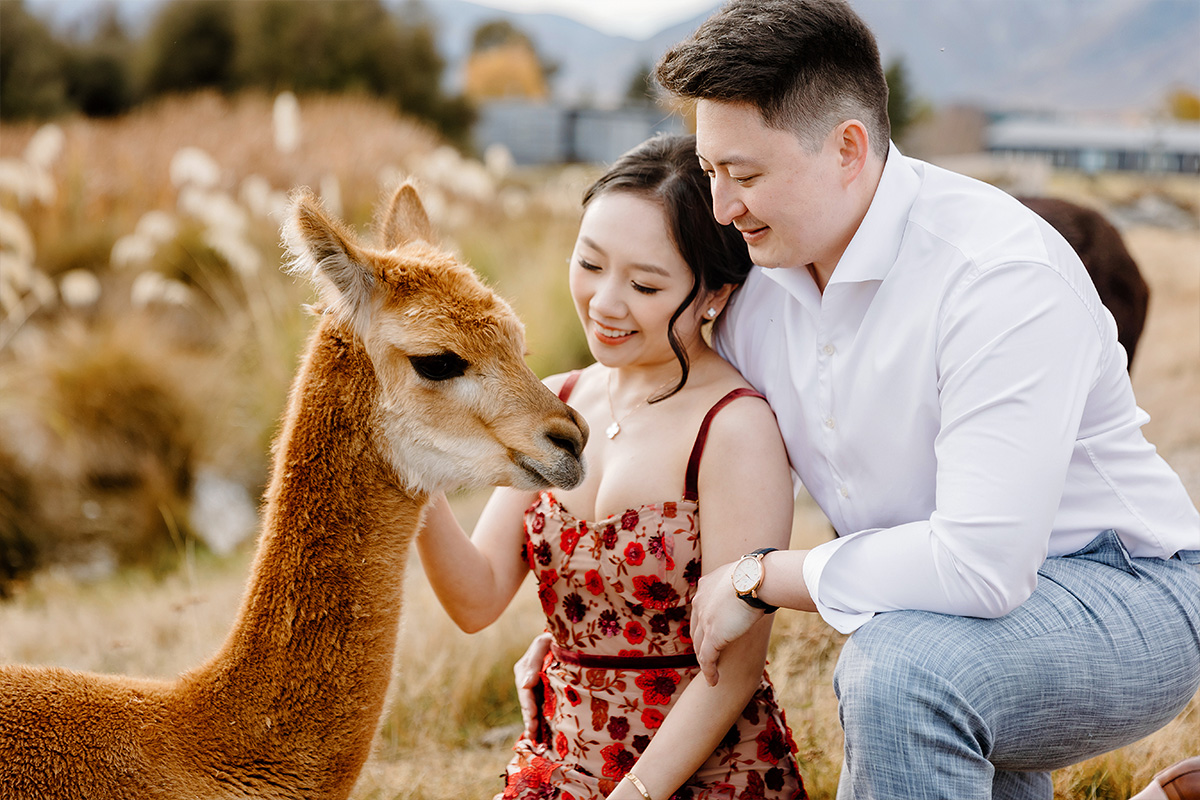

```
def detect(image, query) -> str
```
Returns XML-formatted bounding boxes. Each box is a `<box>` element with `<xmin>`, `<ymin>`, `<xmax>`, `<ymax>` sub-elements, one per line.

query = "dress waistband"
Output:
<box><xmin>550</xmin><ymin>643</ymin><xmax>699</xmax><ymax>670</ymax></box>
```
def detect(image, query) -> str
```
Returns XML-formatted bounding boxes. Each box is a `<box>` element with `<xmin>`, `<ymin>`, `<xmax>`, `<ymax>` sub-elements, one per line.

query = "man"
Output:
<box><xmin>654</xmin><ymin>1</ymin><xmax>1200</xmax><ymax>797</ymax></box>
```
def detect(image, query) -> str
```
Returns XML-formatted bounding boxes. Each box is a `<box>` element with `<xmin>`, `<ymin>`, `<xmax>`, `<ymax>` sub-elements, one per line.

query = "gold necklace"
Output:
<box><xmin>605</xmin><ymin>371</ymin><xmax>669</xmax><ymax>439</ymax></box>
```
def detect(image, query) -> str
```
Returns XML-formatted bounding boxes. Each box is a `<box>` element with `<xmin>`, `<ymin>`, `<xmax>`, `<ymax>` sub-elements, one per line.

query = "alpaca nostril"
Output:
<box><xmin>544</xmin><ymin>406</ymin><xmax>588</xmax><ymax>459</ymax></box>
<box><xmin>547</xmin><ymin>432</ymin><xmax>582</xmax><ymax>459</ymax></box>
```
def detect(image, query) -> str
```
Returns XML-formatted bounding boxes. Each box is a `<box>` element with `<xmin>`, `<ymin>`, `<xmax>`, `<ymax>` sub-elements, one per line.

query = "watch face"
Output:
<box><xmin>732</xmin><ymin>556</ymin><xmax>762</xmax><ymax>594</ymax></box>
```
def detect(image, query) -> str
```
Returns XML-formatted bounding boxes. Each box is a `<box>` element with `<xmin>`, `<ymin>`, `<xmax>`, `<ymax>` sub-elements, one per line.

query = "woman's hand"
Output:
<box><xmin>690</xmin><ymin>561</ymin><xmax>764</xmax><ymax>686</ymax></box>
<box><xmin>515</xmin><ymin>631</ymin><xmax>553</xmax><ymax>739</ymax></box>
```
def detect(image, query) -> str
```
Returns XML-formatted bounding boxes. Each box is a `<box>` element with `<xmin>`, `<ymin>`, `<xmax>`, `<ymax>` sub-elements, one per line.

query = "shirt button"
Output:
<box><xmin>823</xmin><ymin>343</ymin><xmax>835</xmax><ymax>355</ymax></box>
<box><xmin>839</xmin><ymin>485</ymin><xmax>850</xmax><ymax>498</ymax></box>
<box><xmin>825</xmin><ymin>417</ymin><xmax>836</xmax><ymax>429</ymax></box>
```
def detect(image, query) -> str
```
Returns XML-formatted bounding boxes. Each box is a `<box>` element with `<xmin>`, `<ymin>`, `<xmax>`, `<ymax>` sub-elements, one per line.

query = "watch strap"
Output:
<box><xmin>739</xmin><ymin>593</ymin><xmax>777</xmax><ymax>612</ymax></box>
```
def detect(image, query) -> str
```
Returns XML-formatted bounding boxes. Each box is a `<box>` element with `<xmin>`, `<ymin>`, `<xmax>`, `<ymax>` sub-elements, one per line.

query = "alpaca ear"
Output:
<box><xmin>283</xmin><ymin>189</ymin><xmax>375</xmax><ymax>329</ymax></box>
<box><xmin>380</xmin><ymin>181</ymin><xmax>435</xmax><ymax>249</ymax></box>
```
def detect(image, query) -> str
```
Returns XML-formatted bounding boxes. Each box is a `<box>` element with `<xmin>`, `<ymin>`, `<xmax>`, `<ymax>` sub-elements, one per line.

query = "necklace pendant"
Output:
<box><xmin>605</xmin><ymin>421</ymin><xmax>621</xmax><ymax>439</ymax></box>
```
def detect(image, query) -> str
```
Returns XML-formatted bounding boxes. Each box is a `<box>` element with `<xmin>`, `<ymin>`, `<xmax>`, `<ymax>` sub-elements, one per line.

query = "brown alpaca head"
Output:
<box><xmin>282</xmin><ymin>181</ymin><xmax>587</xmax><ymax>494</ymax></box>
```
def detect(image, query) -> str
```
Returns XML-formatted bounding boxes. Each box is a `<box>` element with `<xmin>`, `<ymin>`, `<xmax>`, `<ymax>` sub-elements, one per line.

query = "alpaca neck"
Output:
<box><xmin>184</xmin><ymin>321</ymin><xmax>426</xmax><ymax>785</ymax></box>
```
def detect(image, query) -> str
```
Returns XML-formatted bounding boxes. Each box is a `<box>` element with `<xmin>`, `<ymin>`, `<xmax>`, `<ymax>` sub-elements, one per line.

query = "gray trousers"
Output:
<box><xmin>833</xmin><ymin>530</ymin><xmax>1200</xmax><ymax>800</ymax></box>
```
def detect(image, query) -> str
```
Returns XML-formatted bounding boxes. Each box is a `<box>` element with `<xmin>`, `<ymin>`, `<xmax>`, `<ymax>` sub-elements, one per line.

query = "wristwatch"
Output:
<box><xmin>731</xmin><ymin>547</ymin><xmax>778</xmax><ymax>613</ymax></box>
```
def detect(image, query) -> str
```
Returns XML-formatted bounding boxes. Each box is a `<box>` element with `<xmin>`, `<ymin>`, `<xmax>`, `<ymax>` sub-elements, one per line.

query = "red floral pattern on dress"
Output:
<box><xmin>641</xmin><ymin>707</ymin><xmax>665</xmax><ymax>729</ymax></box>
<box><xmin>601</xmin><ymin>743</ymin><xmax>636</xmax><ymax>779</ymax></box>
<box><xmin>646</xmin><ymin>533</ymin><xmax>675</xmax><ymax>571</ymax></box>
<box><xmin>756</xmin><ymin>717</ymin><xmax>795</xmax><ymax>765</ymax></box>
<box><xmin>499</xmin><ymin>491</ymin><xmax>807</xmax><ymax>800</ymax></box>
<box><xmin>537</xmin><ymin>575</ymin><xmax>558</xmax><ymax>616</ymax></box>
<box><xmin>607</xmin><ymin>715</ymin><xmax>629</xmax><ymax>740</ymax></box>
<box><xmin>591</xmin><ymin>696</ymin><xmax>609</xmax><ymax>731</ymax></box>
<box><xmin>741</xmin><ymin>771</ymin><xmax>768</xmax><ymax>800</ymax></box>
<box><xmin>635</xmin><ymin>669</ymin><xmax>681</xmax><ymax>705</ymax></box>
<box><xmin>561</xmin><ymin>526</ymin><xmax>582</xmax><ymax>554</ymax></box>
<box><xmin>501</xmin><ymin>754</ymin><xmax>556</xmax><ymax>799</ymax></box>
<box><xmin>584</xmin><ymin>569</ymin><xmax>604</xmax><ymax>596</ymax></box>
<box><xmin>632</xmin><ymin>574</ymin><xmax>680</xmax><ymax>609</ymax></box>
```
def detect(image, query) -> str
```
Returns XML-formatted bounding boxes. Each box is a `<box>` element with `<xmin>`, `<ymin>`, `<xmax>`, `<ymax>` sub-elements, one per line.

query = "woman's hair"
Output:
<box><xmin>581</xmin><ymin>132</ymin><xmax>753</xmax><ymax>401</ymax></box>
<box><xmin>655</xmin><ymin>0</ymin><xmax>890</xmax><ymax>157</ymax></box>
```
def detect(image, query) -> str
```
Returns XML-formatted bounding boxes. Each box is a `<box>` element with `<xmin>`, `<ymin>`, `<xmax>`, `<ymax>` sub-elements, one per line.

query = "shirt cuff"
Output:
<box><xmin>803</xmin><ymin>532</ymin><xmax>878</xmax><ymax>634</ymax></box>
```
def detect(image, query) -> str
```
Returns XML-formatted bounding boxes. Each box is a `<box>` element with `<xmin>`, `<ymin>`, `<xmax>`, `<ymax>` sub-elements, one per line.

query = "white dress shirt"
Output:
<box><xmin>715</xmin><ymin>144</ymin><xmax>1200</xmax><ymax>634</ymax></box>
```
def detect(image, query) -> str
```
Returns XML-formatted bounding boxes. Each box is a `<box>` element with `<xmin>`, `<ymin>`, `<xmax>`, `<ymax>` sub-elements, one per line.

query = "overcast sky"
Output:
<box><xmin>441</xmin><ymin>0</ymin><xmax>718</xmax><ymax>38</ymax></box>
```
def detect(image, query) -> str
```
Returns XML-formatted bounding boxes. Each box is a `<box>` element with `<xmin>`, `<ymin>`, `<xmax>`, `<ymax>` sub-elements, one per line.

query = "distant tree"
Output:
<box><xmin>1167</xmin><ymin>87</ymin><xmax>1200</xmax><ymax>121</ymax></box>
<box><xmin>467</xmin><ymin>19</ymin><xmax>556</xmax><ymax>91</ymax></box>
<box><xmin>139</xmin><ymin>0</ymin><xmax>473</xmax><ymax>145</ymax></box>
<box><xmin>63</xmin><ymin>7</ymin><xmax>137</xmax><ymax>117</ymax></box>
<box><xmin>624</xmin><ymin>62</ymin><xmax>654</xmax><ymax>106</ymax></box>
<box><xmin>885</xmin><ymin>58</ymin><xmax>917</xmax><ymax>144</ymax></box>
<box><xmin>471</xmin><ymin>19</ymin><xmax>528</xmax><ymax>52</ymax></box>
<box><xmin>3</xmin><ymin>0</ymin><xmax>474</xmax><ymax>145</ymax></box>
<box><xmin>376</xmin><ymin>2</ymin><xmax>475</xmax><ymax>145</ymax></box>
<box><xmin>0</xmin><ymin>0</ymin><xmax>70</xmax><ymax>120</ymax></box>
<box><xmin>465</xmin><ymin>43</ymin><xmax>548</xmax><ymax>100</ymax></box>
<box><xmin>237</xmin><ymin>0</ymin><xmax>408</xmax><ymax>95</ymax></box>
<box><xmin>231</xmin><ymin>0</ymin><xmax>473</xmax><ymax>142</ymax></box>
<box><xmin>885</xmin><ymin>58</ymin><xmax>932</xmax><ymax>146</ymax></box>
<box><xmin>142</xmin><ymin>0</ymin><xmax>237</xmax><ymax>95</ymax></box>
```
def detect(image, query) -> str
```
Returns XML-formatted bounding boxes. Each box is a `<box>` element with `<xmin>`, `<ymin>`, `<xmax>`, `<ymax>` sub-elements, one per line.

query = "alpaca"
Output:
<box><xmin>0</xmin><ymin>181</ymin><xmax>588</xmax><ymax>799</ymax></box>
<box><xmin>1019</xmin><ymin>196</ymin><xmax>1150</xmax><ymax>369</ymax></box>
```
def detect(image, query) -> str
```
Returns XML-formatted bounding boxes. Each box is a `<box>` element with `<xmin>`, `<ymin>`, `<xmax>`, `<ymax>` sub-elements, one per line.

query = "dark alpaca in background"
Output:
<box><xmin>1019</xmin><ymin>197</ymin><xmax>1150</xmax><ymax>370</ymax></box>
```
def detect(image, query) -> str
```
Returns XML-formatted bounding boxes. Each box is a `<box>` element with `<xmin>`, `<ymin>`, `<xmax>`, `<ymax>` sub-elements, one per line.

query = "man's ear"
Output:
<box><xmin>836</xmin><ymin>119</ymin><xmax>871</xmax><ymax>185</ymax></box>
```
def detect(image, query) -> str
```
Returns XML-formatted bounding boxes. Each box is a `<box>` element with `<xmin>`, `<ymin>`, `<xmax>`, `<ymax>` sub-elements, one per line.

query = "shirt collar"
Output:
<box><xmin>761</xmin><ymin>142</ymin><xmax>920</xmax><ymax>302</ymax></box>
<box><xmin>830</xmin><ymin>142</ymin><xmax>920</xmax><ymax>285</ymax></box>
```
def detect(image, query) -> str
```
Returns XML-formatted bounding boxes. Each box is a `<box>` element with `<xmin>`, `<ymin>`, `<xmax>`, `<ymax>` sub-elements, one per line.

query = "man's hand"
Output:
<box><xmin>515</xmin><ymin>631</ymin><xmax>552</xmax><ymax>739</ymax></box>
<box><xmin>690</xmin><ymin>562</ymin><xmax>764</xmax><ymax>686</ymax></box>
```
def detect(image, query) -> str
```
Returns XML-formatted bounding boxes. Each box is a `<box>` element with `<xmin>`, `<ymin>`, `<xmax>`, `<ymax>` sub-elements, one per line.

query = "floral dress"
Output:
<box><xmin>498</xmin><ymin>376</ymin><xmax>807</xmax><ymax>800</ymax></box>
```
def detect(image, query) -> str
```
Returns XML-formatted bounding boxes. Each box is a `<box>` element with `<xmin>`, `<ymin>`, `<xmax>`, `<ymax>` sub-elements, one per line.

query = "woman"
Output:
<box><xmin>416</xmin><ymin>134</ymin><xmax>806</xmax><ymax>800</ymax></box>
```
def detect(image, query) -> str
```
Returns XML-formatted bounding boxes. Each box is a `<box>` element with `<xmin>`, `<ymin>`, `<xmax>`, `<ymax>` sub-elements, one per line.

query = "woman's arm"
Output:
<box><xmin>416</xmin><ymin>487</ymin><xmax>538</xmax><ymax>633</ymax></box>
<box><xmin>609</xmin><ymin>395</ymin><xmax>795</xmax><ymax>800</ymax></box>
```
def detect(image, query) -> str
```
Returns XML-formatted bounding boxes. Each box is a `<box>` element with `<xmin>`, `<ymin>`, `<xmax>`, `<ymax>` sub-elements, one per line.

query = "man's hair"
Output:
<box><xmin>655</xmin><ymin>0</ymin><xmax>891</xmax><ymax>156</ymax></box>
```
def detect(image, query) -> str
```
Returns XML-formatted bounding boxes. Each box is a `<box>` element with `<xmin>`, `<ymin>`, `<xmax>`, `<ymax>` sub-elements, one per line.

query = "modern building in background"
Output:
<box><xmin>987</xmin><ymin>118</ymin><xmax>1200</xmax><ymax>174</ymax></box>
<box><xmin>474</xmin><ymin>101</ymin><xmax>686</xmax><ymax>166</ymax></box>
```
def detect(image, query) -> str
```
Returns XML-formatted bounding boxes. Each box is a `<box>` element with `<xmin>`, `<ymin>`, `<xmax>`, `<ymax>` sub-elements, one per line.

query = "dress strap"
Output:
<box><xmin>683</xmin><ymin>388</ymin><xmax>767</xmax><ymax>502</ymax></box>
<box><xmin>557</xmin><ymin>370</ymin><xmax>582</xmax><ymax>401</ymax></box>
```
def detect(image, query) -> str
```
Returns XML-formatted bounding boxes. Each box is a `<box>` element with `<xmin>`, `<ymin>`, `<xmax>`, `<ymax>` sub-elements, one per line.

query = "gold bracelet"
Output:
<box><xmin>624</xmin><ymin>772</ymin><xmax>653</xmax><ymax>800</ymax></box>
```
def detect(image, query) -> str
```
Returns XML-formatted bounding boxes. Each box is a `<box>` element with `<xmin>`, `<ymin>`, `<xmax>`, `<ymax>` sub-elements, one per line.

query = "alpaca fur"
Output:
<box><xmin>0</xmin><ymin>182</ymin><xmax>587</xmax><ymax>799</ymax></box>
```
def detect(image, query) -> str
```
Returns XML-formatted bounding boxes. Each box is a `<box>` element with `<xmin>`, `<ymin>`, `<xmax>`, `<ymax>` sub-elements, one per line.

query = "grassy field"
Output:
<box><xmin>1</xmin><ymin>94</ymin><xmax>1197</xmax><ymax>799</ymax></box>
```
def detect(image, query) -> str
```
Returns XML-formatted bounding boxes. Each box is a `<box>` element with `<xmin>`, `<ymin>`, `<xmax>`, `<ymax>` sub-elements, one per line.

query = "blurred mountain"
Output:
<box><xmin>21</xmin><ymin>0</ymin><xmax>1200</xmax><ymax>114</ymax></box>
<box><xmin>421</xmin><ymin>0</ymin><xmax>1199</xmax><ymax>114</ymax></box>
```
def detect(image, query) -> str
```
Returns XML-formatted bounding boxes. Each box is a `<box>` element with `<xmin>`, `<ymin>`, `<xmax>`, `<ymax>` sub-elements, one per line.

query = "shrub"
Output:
<box><xmin>142</xmin><ymin>0</ymin><xmax>238</xmax><ymax>96</ymax></box>
<box><xmin>0</xmin><ymin>1</ymin><xmax>69</xmax><ymax>120</ymax></box>
<box><xmin>0</xmin><ymin>447</ymin><xmax>40</xmax><ymax>596</ymax></box>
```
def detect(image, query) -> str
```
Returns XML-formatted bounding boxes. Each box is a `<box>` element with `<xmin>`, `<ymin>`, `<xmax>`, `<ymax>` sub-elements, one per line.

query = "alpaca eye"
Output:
<box><xmin>409</xmin><ymin>352</ymin><xmax>468</xmax><ymax>381</ymax></box>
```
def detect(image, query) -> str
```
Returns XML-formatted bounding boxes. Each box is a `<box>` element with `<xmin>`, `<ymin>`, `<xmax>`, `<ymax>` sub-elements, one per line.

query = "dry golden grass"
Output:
<box><xmin>0</xmin><ymin>91</ymin><xmax>442</xmax><ymax>232</ymax></box>
<box><xmin>1</xmin><ymin>94</ymin><xmax>1197</xmax><ymax>799</ymax></box>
